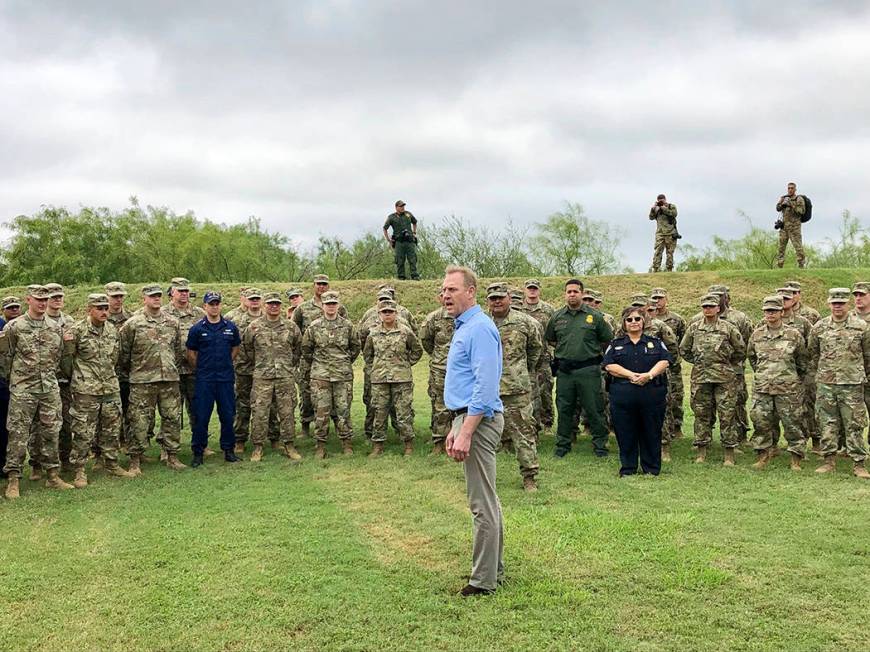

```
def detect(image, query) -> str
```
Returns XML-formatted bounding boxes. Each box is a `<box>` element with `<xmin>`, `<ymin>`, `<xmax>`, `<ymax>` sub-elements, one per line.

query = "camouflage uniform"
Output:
<box><xmin>292</xmin><ymin>288</ymin><xmax>348</xmax><ymax>426</ymax></box>
<box><xmin>649</xmin><ymin>201</ymin><xmax>679</xmax><ymax>272</ymax></box>
<box><xmin>680</xmin><ymin>301</ymin><xmax>746</xmax><ymax>450</ymax></box>
<box><xmin>43</xmin><ymin>308</ymin><xmax>75</xmax><ymax>468</ymax></box>
<box><xmin>519</xmin><ymin>295</ymin><xmax>556</xmax><ymax>430</ymax></box>
<box><xmin>747</xmin><ymin>306</ymin><xmax>808</xmax><ymax>456</ymax></box>
<box><xmin>244</xmin><ymin>307</ymin><xmax>303</xmax><ymax>448</ymax></box>
<box><xmin>419</xmin><ymin>306</ymin><xmax>455</xmax><ymax>445</ymax></box>
<box><xmin>490</xmin><ymin>298</ymin><xmax>542</xmax><ymax>481</ymax></box>
<box><xmin>807</xmin><ymin>300</ymin><xmax>870</xmax><ymax>463</ymax></box>
<box><xmin>0</xmin><ymin>310</ymin><xmax>64</xmax><ymax>476</ymax></box>
<box><xmin>655</xmin><ymin>302</ymin><xmax>687</xmax><ymax>435</ymax></box>
<box><xmin>106</xmin><ymin>300</ymin><xmax>132</xmax><ymax>444</ymax></box>
<box><xmin>363</xmin><ymin>313</ymin><xmax>423</xmax><ymax>443</ymax></box>
<box><xmin>118</xmin><ymin>298</ymin><xmax>185</xmax><ymax>458</ymax></box>
<box><xmin>301</xmin><ymin>308</ymin><xmax>360</xmax><ymax>443</ymax></box>
<box><xmin>164</xmin><ymin>298</ymin><xmax>205</xmax><ymax>435</ymax></box>
<box><xmin>775</xmin><ymin>193</ymin><xmax>806</xmax><ymax>268</ymax></box>
<box><xmin>64</xmin><ymin>312</ymin><xmax>124</xmax><ymax>469</ymax></box>
<box><xmin>850</xmin><ymin>284</ymin><xmax>870</xmax><ymax>441</ymax></box>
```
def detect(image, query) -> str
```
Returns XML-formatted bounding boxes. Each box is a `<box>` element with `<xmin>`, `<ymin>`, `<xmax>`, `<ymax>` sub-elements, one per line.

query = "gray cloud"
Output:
<box><xmin>1</xmin><ymin>1</ymin><xmax>869</xmax><ymax>265</ymax></box>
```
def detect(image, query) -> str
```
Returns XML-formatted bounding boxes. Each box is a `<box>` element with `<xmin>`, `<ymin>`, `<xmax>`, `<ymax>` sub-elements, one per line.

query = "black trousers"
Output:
<box><xmin>609</xmin><ymin>382</ymin><xmax>667</xmax><ymax>476</ymax></box>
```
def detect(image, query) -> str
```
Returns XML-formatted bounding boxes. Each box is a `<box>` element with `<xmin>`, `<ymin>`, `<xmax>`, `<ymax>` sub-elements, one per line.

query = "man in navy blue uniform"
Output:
<box><xmin>186</xmin><ymin>291</ymin><xmax>242</xmax><ymax>467</ymax></box>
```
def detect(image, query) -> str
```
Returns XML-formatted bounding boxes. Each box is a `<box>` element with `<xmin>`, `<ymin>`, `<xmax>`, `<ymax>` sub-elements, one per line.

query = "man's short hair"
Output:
<box><xmin>445</xmin><ymin>265</ymin><xmax>477</xmax><ymax>290</ymax></box>
<box><xmin>565</xmin><ymin>278</ymin><xmax>584</xmax><ymax>290</ymax></box>
<box><xmin>787</xmin><ymin>182</ymin><xmax>797</xmax><ymax>188</ymax></box>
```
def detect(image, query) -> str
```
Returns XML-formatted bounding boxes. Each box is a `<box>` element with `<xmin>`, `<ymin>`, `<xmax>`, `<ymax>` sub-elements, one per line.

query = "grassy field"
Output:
<box><xmin>2</xmin><ymin>354</ymin><xmax>870</xmax><ymax>652</ymax></box>
<box><xmin>2</xmin><ymin>269</ymin><xmax>870</xmax><ymax>650</ymax></box>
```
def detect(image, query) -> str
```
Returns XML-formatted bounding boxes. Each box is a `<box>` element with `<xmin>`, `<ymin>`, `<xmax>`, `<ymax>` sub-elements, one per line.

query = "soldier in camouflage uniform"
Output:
<box><xmin>64</xmin><ymin>294</ymin><xmax>135</xmax><ymax>487</ymax></box>
<box><xmin>808</xmin><ymin>288</ymin><xmax>870</xmax><ymax>478</ymax></box>
<box><xmin>775</xmin><ymin>183</ymin><xmax>807</xmax><ymax>268</ymax></box>
<box><xmin>680</xmin><ymin>294</ymin><xmax>746</xmax><ymax>465</ymax></box>
<box><xmin>244</xmin><ymin>292</ymin><xmax>304</xmax><ymax>461</ymax></box>
<box><xmin>40</xmin><ymin>283</ymin><xmax>75</xmax><ymax>473</ymax></box>
<box><xmin>850</xmin><ymin>282</ymin><xmax>870</xmax><ymax>444</ymax></box>
<box><xmin>785</xmin><ymin>281</ymin><xmax>821</xmax><ymax>325</ymax></box>
<box><xmin>1</xmin><ymin>285</ymin><xmax>74</xmax><ymax>498</ymax></box>
<box><xmin>292</xmin><ymin>274</ymin><xmax>348</xmax><ymax>435</ymax></box>
<box><xmin>359</xmin><ymin>286</ymin><xmax>416</xmax><ymax>438</ymax></box>
<box><xmin>487</xmin><ymin>282</ymin><xmax>542</xmax><ymax>491</ymax></box>
<box><xmin>118</xmin><ymin>284</ymin><xmax>187</xmax><ymax>473</ymax></box>
<box><xmin>224</xmin><ymin>288</ymin><xmax>248</xmax><ymax>324</ymax></box>
<box><xmin>419</xmin><ymin>289</ymin><xmax>454</xmax><ymax>454</ymax></box>
<box><xmin>747</xmin><ymin>295</ymin><xmax>808</xmax><ymax>471</ymax></box>
<box><xmin>301</xmin><ymin>291</ymin><xmax>360</xmax><ymax>459</ymax></box>
<box><xmin>164</xmin><ymin>277</ymin><xmax>205</xmax><ymax>445</ymax></box>
<box><xmin>105</xmin><ymin>282</ymin><xmax>132</xmax><ymax>450</ymax></box>
<box><xmin>649</xmin><ymin>193</ymin><xmax>679</xmax><ymax>272</ymax></box>
<box><xmin>520</xmin><ymin>279</ymin><xmax>555</xmax><ymax>432</ymax></box>
<box><xmin>652</xmin><ymin>288</ymin><xmax>686</xmax><ymax>438</ymax></box>
<box><xmin>363</xmin><ymin>300</ymin><xmax>423</xmax><ymax>457</ymax></box>
<box><xmin>286</xmin><ymin>288</ymin><xmax>305</xmax><ymax>408</ymax></box>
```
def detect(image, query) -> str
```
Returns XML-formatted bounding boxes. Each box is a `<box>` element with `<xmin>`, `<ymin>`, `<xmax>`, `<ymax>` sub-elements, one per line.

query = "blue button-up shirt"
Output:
<box><xmin>186</xmin><ymin>316</ymin><xmax>241</xmax><ymax>383</ymax></box>
<box><xmin>444</xmin><ymin>304</ymin><xmax>503</xmax><ymax>417</ymax></box>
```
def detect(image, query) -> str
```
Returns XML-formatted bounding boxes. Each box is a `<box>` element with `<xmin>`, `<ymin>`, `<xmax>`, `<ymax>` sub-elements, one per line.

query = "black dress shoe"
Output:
<box><xmin>459</xmin><ymin>584</ymin><xmax>494</xmax><ymax>597</ymax></box>
<box><xmin>191</xmin><ymin>454</ymin><xmax>204</xmax><ymax>468</ymax></box>
<box><xmin>594</xmin><ymin>449</ymin><xmax>609</xmax><ymax>458</ymax></box>
<box><xmin>224</xmin><ymin>451</ymin><xmax>241</xmax><ymax>463</ymax></box>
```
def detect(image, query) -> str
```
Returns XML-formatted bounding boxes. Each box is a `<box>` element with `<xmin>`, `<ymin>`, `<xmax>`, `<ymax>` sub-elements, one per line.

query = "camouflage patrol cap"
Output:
<box><xmin>263</xmin><ymin>291</ymin><xmax>283</xmax><ymax>304</ymax></box>
<box><xmin>785</xmin><ymin>280</ymin><xmax>802</xmax><ymax>291</ymax></box>
<box><xmin>700</xmin><ymin>294</ymin><xmax>720</xmax><ymax>307</ymax></box>
<box><xmin>27</xmin><ymin>285</ymin><xmax>50</xmax><ymax>299</ymax></box>
<box><xmin>313</xmin><ymin>274</ymin><xmax>330</xmax><ymax>284</ymax></box>
<box><xmin>170</xmin><ymin>277</ymin><xmax>191</xmax><ymax>291</ymax></box>
<box><xmin>650</xmin><ymin>287</ymin><xmax>668</xmax><ymax>298</ymax></box>
<box><xmin>378</xmin><ymin>299</ymin><xmax>397</xmax><ymax>312</ymax></box>
<box><xmin>486</xmin><ymin>282</ymin><xmax>509</xmax><ymax>299</ymax></box>
<box><xmin>286</xmin><ymin>288</ymin><xmax>302</xmax><ymax>299</ymax></box>
<box><xmin>376</xmin><ymin>291</ymin><xmax>393</xmax><ymax>301</ymax></box>
<box><xmin>104</xmin><ymin>281</ymin><xmax>127</xmax><ymax>297</ymax></box>
<box><xmin>629</xmin><ymin>294</ymin><xmax>650</xmax><ymax>307</ymax></box>
<box><xmin>377</xmin><ymin>283</ymin><xmax>396</xmax><ymax>294</ymax></box>
<box><xmin>827</xmin><ymin>288</ymin><xmax>851</xmax><ymax>303</ymax></box>
<box><xmin>589</xmin><ymin>290</ymin><xmax>603</xmax><ymax>302</ymax></box>
<box><xmin>2</xmin><ymin>296</ymin><xmax>21</xmax><ymax>308</ymax></box>
<box><xmin>322</xmin><ymin>291</ymin><xmax>340</xmax><ymax>304</ymax></box>
<box><xmin>395</xmin><ymin>200</ymin><xmax>406</xmax><ymax>207</ymax></box>
<box><xmin>141</xmin><ymin>284</ymin><xmax>163</xmax><ymax>296</ymax></box>
<box><xmin>776</xmin><ymin>286</ymin><xmax>795</xmax><ymax>299</ymax></box>
<box><xmin>45</xmin><ymin>283</ymin><xmax>64</xmax><ymax>297</ymax></box>
<box><xmin>707</xmin><ymin>284</ymin><xmax>729</xmax><ymax>295</ymax></box>
<box><xmin>851</xmin><ymin>282</ymin><xmax>870</xmax><ymax>295</ymax></box>
<box><xmin>524</xmin><ymin>279</ymin><xmax>541</xmax><ymax>289</ymax></box>
<box><xmin>87</xmin><ymin>293</ymin><xmax>110</xmax><ymax>307</ymax></box>
<box><xmin>762</xmin><ymin>295</ymin><xmax>783</xmax><ymax>311</ymax></box>
<box><xmin>245</xmin><ymin>288</ymin><xmax>263</xmax><ymax>300</ymax></box>
<box><xmin>510</xmin><ymin>289</ymin><xmax>524</xmax><ymax>305</ymax></box>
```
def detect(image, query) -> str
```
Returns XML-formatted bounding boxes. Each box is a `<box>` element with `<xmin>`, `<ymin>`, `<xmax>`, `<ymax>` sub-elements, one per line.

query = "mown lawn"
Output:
<box><xmin>1</xmin><ymin>361</ymin><xmax>869</xmax><ymax>651</ymax></box>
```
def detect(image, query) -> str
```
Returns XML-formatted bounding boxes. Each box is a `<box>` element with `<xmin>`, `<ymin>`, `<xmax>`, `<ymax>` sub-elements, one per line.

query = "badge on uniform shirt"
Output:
<box><xmin>586</xmin><ymin>315</ymin><xmax>594</xmax><ymax>324</ymax></box>
<box><xmin>647</xmin><ymin>341</ymin><xmax>654</xmax><ymax>349</ymax></box>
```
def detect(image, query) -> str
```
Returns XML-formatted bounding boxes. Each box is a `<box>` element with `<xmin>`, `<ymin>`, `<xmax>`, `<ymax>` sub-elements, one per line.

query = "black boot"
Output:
<box><xmin>224</xmin><ymin>451</ymin><xmax>241</xmax><ymax>463</ymax></box>
<box><xmin>191</xmin><ymin>453</ymin><xmax>204</xmax><ymax>468</ymax></box>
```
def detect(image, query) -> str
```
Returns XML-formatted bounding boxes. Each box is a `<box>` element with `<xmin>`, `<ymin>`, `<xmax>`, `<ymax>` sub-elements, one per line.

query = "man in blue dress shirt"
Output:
<box><xmin>442</xmin><ymin>265</ymin><xmax>505</xmax><ymax>597</ymax></box>
<box><xmin>186</xmin><ymin>292</ymin><xmax>242</xmax><ymax>467</ymax></box>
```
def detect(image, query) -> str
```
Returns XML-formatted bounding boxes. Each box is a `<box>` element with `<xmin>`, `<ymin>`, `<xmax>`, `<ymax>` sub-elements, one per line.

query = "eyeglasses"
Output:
<box><xmin>625</xmin><ymin>316</ymin><xmax>644</xmax><ymax>323</ymax></box>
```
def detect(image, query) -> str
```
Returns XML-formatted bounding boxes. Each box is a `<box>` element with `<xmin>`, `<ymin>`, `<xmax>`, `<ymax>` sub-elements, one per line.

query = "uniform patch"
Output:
<box><xmin>614</xmin><ymin>346</ymin><xmax>623</xmax><ymax>350</ymax></box>
<box><xmin>647</xmin><ymin>341</ymin><xmax>654</xmax><ymax>349</ymax></box>
<box><xmin>586</xmin><ymin>315</ymin><xmax>594</xmax><ymax>324</ymax></box>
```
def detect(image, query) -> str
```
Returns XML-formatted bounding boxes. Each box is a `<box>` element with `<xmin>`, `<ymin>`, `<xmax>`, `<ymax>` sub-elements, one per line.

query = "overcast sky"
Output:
<box><xmin>2</xmin><ymin>1</ymin><xmax>869</xmax><ymax>266</ymax></box>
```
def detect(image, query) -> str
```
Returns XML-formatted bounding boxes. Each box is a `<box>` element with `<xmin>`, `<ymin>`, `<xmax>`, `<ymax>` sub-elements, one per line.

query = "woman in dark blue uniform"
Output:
<box><xmin>602</xmin><ymin>306</ymin><xmax>673</xmax><ymax>476</ymax></box>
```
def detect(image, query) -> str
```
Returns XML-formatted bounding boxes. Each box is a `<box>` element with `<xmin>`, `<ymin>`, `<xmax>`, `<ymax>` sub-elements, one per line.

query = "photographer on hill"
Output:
<box><xmin>383</xmin><ymin>200</ymin><xmax>420</xmax><ymax>280</ymax></box>
<box><xmin>648</xmin><ymin>193</ymin><xmax>680</xmax><ymax>273</ymax></box>
<box><xmin>775</xmin><ymin>182</ymin><xmax>807</xmax><ymax>269</ymax></box>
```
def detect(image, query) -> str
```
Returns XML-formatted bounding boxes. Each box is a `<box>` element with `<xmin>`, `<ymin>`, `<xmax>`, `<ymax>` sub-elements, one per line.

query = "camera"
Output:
<box><xmin>774</xmin><ymin>219</ymin><xmax>784</xmax><ymax>230</ymax></box>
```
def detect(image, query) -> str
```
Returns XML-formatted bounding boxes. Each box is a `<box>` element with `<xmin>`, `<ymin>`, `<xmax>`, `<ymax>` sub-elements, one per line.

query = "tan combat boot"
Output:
<box><xmin>234</xmin><ymin>442</ymin><xmax>245</xmax><ymax>455</ymax></box>
<box><xmin>723</xmin><ymin>448</ymin><xmax>736</xmax><ymax>467</ymax></box>
<box><xmin>285</xmin><ymin>443</ymin><xmax>303</xmax><ymax>461</ymax></box>
<box><xmin>853</xmin><ymin>463</ymin><xmax>870</xmax><ymax>480</ymax></box>
<box><xmin>430</xmin><ymin>441</ymin><xmax>445</xmax><ymax>456</ymax></box>
<box><xmin>45</xmin><ymin>468</ymin><xmax>74</xmax><ymax>490</ymax></box>
<box><xmin>403</xmin><ymin>441</ymin><xmax>414</xmax><ymax>457</ymax></box>
<box><xmin>751</xmin><ymin>449</ymin><xmax>770</xmax><ymax>470</ymax></box>
<box><xmin>105</xmin><ymin>464</ymin><xmax>135</xmax><ymax>478</ymax></box>
<box><xmin>250</xmin><ymin>445</ymin><xmax>263</xmax><ymax>462</ymax></box>
<box><xmin>315</xmin><ymin>442</ymin><xmax>327</xmax><ymax>460</ymax></box>
<box><xmin>73</xmin><ymin>468</ymin><xmax>88</xmax><ymax>489</ymax></box>
<box><xmin>815</xmin><ymin>455</ymin><xmax>836</xmax><ymax>474</ymax></box>
<box><xmin>165</xmin><ymin>454</ymin><xmax>187</xmax><ymax>470</ymax></box>
<box><xmin>694</xmin><ymin>446</ymin><xmax>707</xmax><ymax>464</ymax></box>
<box><xmin>30</xmin><ymin>465</ymin><xmax>43</xmax><ymax>481</ymax></box>
<box><xmin>661</xmin><ymin>443</ymin><xmax>671</xmax><ymax>463</ymax></box>
<box><xmin>789</xmin><ymin>453</ymin><xmax>802</xmax><ymax>472</ymax></box>
<box><xmin>128</xmin><ymin>455</ymin><xmax>143</xmax><ymax>477</ymax></box>
<box><xmin>341</xmin><ymin>440</ymin><xmax>353</xmax><ymax>457</ymax></box>
<box><xmin>523</xmin><ymin>476</ymin><xmax>538</xmax><ymax>492</ymax></box>
<box><xmin>368</xmin><ymin>442</ymin><xmax>384</xmax><ymax>458</ymax></box>
<box><xmin>4</xmin><ymin>473</ymin><xmax>20</xmax><ymax>499</ymax></box>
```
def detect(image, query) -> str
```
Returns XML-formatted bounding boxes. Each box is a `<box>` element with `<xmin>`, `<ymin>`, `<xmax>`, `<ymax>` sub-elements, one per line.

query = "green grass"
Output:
<box><xmin>2</xmin><ymin>358</ymin><xmax>869</xmax><ymax>651</ymax></box>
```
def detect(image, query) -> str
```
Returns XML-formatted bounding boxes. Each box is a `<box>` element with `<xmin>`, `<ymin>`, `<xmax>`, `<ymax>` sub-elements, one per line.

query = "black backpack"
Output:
<box><xmin>800</xmin><ymin>195</ymin><xmax>812</xmax><ymax>223</ymax></box>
